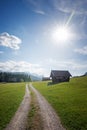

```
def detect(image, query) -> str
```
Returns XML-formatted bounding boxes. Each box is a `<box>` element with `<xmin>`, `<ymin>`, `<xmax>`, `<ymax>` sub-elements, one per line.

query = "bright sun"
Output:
<box><xmin>52</xmin><ymin>26</ymin><xmax>71</xmax><ymax>44</ymax></box>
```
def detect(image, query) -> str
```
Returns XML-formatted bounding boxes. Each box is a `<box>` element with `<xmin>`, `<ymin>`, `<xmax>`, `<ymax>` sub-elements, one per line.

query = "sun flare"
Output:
<box><xmin>52</xmin><ymin>26</ymin><xmax>71</xmax><ymax>44</ymax></box>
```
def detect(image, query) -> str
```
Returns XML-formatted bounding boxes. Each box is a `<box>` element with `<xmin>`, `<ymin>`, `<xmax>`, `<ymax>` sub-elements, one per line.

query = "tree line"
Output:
<box><xmin>0</xmin><ymin>72</ymin><xmax>31</xmax><ymax>82</ymax></box>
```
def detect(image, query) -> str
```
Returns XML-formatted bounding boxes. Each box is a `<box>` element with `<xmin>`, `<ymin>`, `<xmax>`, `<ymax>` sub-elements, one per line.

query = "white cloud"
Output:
<box><xmin>34</xmin><ymin>10</ymin><xmax>45</xmax><ymax>15</ymax></box>
<box><xmin>41</xmin><ymin>58</ymin><xmax>87</xmax><ymax>76</ymax></box>
<box><xmin>26</xmin><ymin>0</ymin><xmax>87</xmax><ymax>16</ymax></box>
<box><xmin>0</xmin><ymin>60</ymin><xmax>44</xmax><ymax>75</ymax></box>
<box><xmin>26</xmin><ymin>0</ymin><xmax>45</xmax><ymax>15</ymax></box>
<box><xmin>0</xmin><ymin>59</ymin><xmax>86</xmax><ymax>76</ymax></box>
<box><xmin>0</xmin><ymin>32</ymin><xmax>22</xmax><ymax>50</ymax></box>
<box><xmin>74</xmin><ymin>46</ymin><xmax>87</xmax><ymax>55</ymax></box>
<box><xmin>53</xmin><ymin>0</ymin><xmax>87</xmax><ymax>15</ymax></box>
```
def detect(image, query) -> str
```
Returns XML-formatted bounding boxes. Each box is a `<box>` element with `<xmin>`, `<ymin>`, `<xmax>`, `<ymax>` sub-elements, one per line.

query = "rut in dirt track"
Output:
<box><xmin>4</xmin><ymin>84</ymin><xmax>31</xmax><ymax>130</ymax></box>
<box><xmin>29</xmin><ymin>83</ymin><xmax>66</xmax><ymax>130</ymax></box>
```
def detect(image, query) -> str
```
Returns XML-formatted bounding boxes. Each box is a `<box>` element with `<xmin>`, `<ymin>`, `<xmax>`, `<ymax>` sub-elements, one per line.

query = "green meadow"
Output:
<box><xmin>33</xmin><ymin>76</ymin><xmax>87</xmax><ymax>130</ymax></box>
<box><xmin>0</xmin><ymin>83</ymin><xmax>25</xmax><ymax>130</ymax></box>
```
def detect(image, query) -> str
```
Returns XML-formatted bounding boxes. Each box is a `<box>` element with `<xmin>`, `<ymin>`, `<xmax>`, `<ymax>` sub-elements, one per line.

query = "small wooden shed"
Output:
<box><xmin>50</xmin><ymin>70</ymin><xmax>72</xmax><ymax>83</ymax></box>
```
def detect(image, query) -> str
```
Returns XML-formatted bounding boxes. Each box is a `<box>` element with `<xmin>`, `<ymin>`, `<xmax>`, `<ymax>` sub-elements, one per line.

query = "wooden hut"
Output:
<box><xmin>50</xmin><ymin>70</ymin><xmax>72</xmax><ymax>83</ymax></box>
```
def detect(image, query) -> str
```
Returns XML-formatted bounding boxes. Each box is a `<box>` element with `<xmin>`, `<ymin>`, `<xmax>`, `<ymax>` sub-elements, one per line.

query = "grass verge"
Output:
<box><xmin>33</xmin><ymin>76</ymin><xmax>87</xmax><ymax>130</ymax></box>
<box><xmin>0</xmin><ymin>83</ymin><xmax>25</xmax><ymax>130</ymax></box>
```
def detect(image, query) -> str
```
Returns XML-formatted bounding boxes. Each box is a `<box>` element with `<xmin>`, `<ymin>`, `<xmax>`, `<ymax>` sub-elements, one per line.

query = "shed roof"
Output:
<box><xmin>50</xmin><ymin>70</ymin><xmax>72</xmax><ymax>77</ymax></box>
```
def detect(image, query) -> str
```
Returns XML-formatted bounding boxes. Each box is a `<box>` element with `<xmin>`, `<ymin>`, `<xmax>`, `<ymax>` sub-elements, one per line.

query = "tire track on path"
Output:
<box><xmin>5</xmin><ymin>84</ymin><xmax>31</xmax><ymax>130</ymax></box>
<box><xmin>29</xmin><ymin>83</ymin><xmax>66</xmax><ymax>130</ymax></box>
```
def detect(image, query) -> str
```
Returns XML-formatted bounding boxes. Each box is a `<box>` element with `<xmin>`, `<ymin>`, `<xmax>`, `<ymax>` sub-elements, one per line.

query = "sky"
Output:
<box><xmin>0</xmin><ymin>0</ymin><xmax>87</xmax><ymax>76</ymax></box>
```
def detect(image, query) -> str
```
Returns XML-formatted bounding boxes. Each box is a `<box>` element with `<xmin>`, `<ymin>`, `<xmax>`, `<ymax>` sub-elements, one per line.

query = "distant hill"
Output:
<box><xmin>30</xmin><ymin>74</ymin><xmax>42</xmax><ymax>81</ymax></box>
<box><xmin>84</xmin><ymin>72</ymin><xmax>87</xmax><ymax>76</ymax></box>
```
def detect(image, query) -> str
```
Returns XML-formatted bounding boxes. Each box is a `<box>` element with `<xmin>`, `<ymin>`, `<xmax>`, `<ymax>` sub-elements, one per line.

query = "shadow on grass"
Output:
<box><xmin>47</xmin><ymin>81</ymin><xmax>69</xmax><ymax>86</ymax></box>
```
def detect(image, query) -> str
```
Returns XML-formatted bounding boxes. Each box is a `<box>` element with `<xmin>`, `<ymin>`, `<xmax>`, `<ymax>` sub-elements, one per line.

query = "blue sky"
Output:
<box><xmin>0</xmin><ymin>0</ymin><xmax>87</xmax><ymax>76</ymax></box>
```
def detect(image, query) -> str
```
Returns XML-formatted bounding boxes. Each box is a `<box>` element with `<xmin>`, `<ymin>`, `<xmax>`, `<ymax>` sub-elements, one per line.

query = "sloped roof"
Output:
<box><xmin>50</xmin><ymin>70</ymin><xmax>72</xmax><ymax>77</ymax></box>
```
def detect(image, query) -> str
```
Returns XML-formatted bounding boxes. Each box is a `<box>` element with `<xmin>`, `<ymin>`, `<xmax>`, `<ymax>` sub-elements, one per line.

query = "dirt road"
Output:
<box><xmin>5</xmin><ymin>84</ymin><xmax>31</xmax><ymax>130</ymax></box>
<box><xmin>5</xmin><ymin>83</ymin><xmax>66</xmax><ymax>130</ymax></box>
<box><xmin>29</xmin><ymin>83</ymin><xmax>66</xmax><ymax>130</ymax></box>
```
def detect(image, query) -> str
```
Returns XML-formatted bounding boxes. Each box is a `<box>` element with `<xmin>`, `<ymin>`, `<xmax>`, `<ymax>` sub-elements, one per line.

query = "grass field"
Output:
<box><xmin>33</xmin><ymin>76</ymin><xmax>87</xmax><ymax>130</ymax></box>
<box><xmin>0</xmin><ymin>83</ymin><xmax>25</xmax><ymax>130</ymax></box>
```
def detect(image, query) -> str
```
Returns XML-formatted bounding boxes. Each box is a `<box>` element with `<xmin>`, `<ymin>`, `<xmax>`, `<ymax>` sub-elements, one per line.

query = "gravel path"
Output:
<box><xmin>29</xmin><ymin>83</ymin><xmax>66</xmax><ymax>130</ymax></box>
<box><xmin>4</xmin><ymin>84</ymin><xmax>31</xmax><ymax>130</ymax></box>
